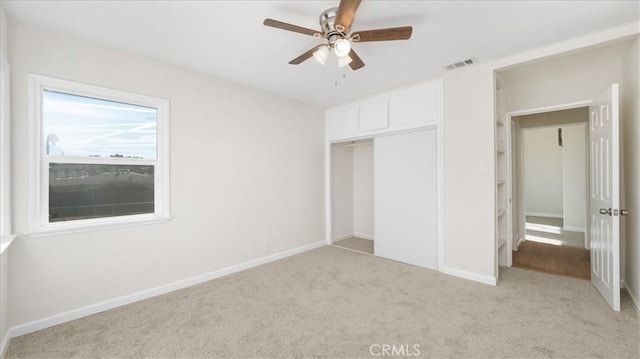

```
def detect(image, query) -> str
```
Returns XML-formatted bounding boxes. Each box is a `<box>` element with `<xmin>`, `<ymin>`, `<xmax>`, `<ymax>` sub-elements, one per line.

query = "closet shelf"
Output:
<box><xmin>497</xmin><ymin>209</ymin><xmax>506</xmax><ymax>217</ymax></box>
<box><xmin>497</xmin><ymin>180</ymin><xmax>505</xmax><ymax>185</ymax></box>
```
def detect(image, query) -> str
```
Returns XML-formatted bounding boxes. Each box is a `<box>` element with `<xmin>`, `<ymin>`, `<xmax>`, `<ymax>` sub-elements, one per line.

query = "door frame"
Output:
<box><xmin>504</xmin><ymin>99</ymin><xmax>593</xmax><ymax>257</ymax></box>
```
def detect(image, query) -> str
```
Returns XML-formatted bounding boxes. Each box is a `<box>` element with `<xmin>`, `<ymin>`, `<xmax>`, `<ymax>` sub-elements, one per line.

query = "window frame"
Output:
<box><xmin>28</xmin><ymin>74</ymin><xmax>171</xmax><ymax>237</ymax></box>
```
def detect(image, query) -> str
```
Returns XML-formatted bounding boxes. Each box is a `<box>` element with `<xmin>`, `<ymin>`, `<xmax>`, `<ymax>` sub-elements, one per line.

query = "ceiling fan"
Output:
<box><xmin>263</xmin><ymin>0</ymin><xmax>413</xmax><ymax>71</ymax></box>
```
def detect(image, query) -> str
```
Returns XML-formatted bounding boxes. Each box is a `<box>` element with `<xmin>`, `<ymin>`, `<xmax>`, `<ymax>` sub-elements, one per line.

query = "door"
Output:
<box><xmin>374</xmin><ymin>129</ymin><xmax>438</xmax><ymax>269</ymax></box>
<box><xmin>589</xmin><ymin>83</ymin><xmax>620</xmax><ymax>311</ymax></box>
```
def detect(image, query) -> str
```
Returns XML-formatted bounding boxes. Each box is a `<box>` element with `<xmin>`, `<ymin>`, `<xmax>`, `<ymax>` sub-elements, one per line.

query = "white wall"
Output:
<box><xmin>8</xmin><ymin>20</ymin><xmax>325</xmax><ymax>328</ymax></box>
<box><xmin>442</xmin><ymin>63</ymin><xmax>496</xmax><ymax>281</ymax></box>
<box><xmin>622</xmin><ymin>36</ymin><xmax>640</xmax><ymax>310</ymax></box>
<box><xmin>331</xmin><ymin>143</ymin><xmax>353</xmax><ymax>240</ymax></box>
<box><xmin>0</xmin><ymin>3</ymin><xmax>10</xmax><ymax>355</ymax></box>
<box><xmin>501</xmin><ymin>41</ymin><xmax>627</xmax><ymax>112</ymax></box>
<box><xmin>562</xmin><ymin>123</ymin><xmax>587</xmax><ymax>231</ymax></box>
<box><xmin>352</xmin><ymin>143</ymin><xmax>373</xmax><ymax>240</ymax></box>
<box><xmin>0</xmin><ymin>249</ymin><xmax>8</xmax><ymax>356</ymax></box>
<box><xmin>523</xmin><ymin>127</ymin><xmax>564</xmax><ymax>217</ymax></box>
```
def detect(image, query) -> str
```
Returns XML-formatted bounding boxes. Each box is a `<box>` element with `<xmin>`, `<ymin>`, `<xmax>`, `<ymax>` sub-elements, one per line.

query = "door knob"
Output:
<box><xmin>620</xmin><ymin>209</ymin><xmax>629</xmax><ymax>216</ymax></box>
<box><xmin>599</xmin><ymin>208</ymin><xmax>612</xmax><ymax>216</ymax></box>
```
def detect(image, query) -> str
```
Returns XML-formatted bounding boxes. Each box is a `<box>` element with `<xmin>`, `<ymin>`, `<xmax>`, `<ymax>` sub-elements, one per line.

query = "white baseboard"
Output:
<box><xmin>622</xmin><ymin>280</ymin><xmax>640</xmax><ymax>316</ymax></box>
<box><xmin>353</xmin><ymin>232</ymin><xmax>373</xmax><ymax>240</ymax></box>
<box><xmin>0</xmin><ymin>330</ymin><xmax>10</xmax><ymax>359</ymax></box>
<box><xmin>562</xmin><ymin>226</ymin><xmax>585</xmax><ymax>232</ymax></box>
<box><xmin>7</xmin><ymin>240</ymin><xmax>326</xmax><ymax>339</ymax></box>
<box><xmin>443</xmin><ymin>267</ymin><xmax>497</xmax><ymax>286</ymax></box>
<box><xmin>332</xmin><ymin>233</ymin><xmax>354</xmax><ymax>242</ymax></box>
<box><xmin>525</xmin><ymin>212</ymin><xmax>563</xmax><ymax>219</ymax></box>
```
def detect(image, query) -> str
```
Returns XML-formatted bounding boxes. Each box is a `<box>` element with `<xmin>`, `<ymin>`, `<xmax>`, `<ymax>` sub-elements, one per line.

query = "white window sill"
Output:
<box><xmin>0</xmin><ymin>234</ymin><xmax>16</xmax><ymax>255</ymax></box>
<box><xmin>23</xmin><ymin>215</ymin><xmax>173</xmax><ymax>238</ymax></box>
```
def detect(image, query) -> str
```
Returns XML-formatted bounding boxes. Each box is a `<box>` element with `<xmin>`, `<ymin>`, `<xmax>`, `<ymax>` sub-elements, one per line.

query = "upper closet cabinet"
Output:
<box><xmin>325</xmin><ymin>79</ymin><xmax>442</xmax><ymax>141</ymax></box>
<box><xmin>326</xmin><ymin>105</ymin><xmax>360</xmax><ymax>140</ymax></box>
<box><xmin>388</xmin><ymin>81</ymin><xmax>441</xmax><ymax>129</ymax></box>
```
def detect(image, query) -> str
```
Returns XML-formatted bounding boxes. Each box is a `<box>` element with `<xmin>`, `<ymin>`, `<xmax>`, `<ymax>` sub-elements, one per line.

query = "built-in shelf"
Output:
<box><xmin>496</xmin><ymin>80</ymin><xmax>508</xmax><ymax>267</ymax></box>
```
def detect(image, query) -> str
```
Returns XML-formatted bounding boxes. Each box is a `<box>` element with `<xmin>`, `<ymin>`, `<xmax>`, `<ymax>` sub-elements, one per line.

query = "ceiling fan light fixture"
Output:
<box><xmin>338</xmin><ymin>55</ymin><xmax>353</xmax><ymax>68</ymax></box>
<box><xmin>313</xmin><ymin>45</ymin><xmax>330</xmax><ymax>65</ymax></box>
<box><xmin>333</xmin><ymin>38</ymin><xmax>351</xmax><ymax>58</ymax></box>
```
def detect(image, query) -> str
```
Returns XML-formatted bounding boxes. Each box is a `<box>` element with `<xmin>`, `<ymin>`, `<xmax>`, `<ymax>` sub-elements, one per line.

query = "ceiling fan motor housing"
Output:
<box><xmin>320</xmin><ymin>7</ymin><xmax>347</xmax><ymax>44</ymax></box>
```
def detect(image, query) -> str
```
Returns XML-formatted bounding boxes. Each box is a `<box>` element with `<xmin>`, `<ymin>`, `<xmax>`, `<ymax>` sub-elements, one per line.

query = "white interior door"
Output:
<box><xmin>589</xmin><ymin>83</ymin><xmax>620</xmax><ymax>311</ymax></box>
<box><xmin>374</xmin><ymin>129</ymin><xmax>438</xmax><ymax>269</ymax></box>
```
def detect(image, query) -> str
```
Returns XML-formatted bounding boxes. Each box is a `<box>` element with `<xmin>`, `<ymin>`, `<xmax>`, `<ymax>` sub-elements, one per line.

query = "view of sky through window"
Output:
<box><xmin>43</xmin><ymin>90</ymin><xmax>157</xmax><ymax>159</ymax></box>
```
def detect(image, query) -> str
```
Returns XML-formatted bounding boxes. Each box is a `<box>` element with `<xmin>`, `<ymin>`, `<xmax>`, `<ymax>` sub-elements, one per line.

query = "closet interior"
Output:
<box><xmin>331</xmin><ymin>139</ymin><xmax>374</xmax><ymax>254</ymax></box>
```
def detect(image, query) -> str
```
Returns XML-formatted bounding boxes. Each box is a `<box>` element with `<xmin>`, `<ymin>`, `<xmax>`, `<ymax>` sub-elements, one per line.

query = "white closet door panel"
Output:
<box><xmin>326</xmin><ymin>105</ymin><xmax>359</xmax><ymax>140</ymax></box>
<box><xmin>388</xmin><ymin>82</ymin><xmax>440</xmax><ymax>129</ymax></box>
<box><xmin>359</xmin><ymin>97</ymin><xmax>388</xmax><ymax>132</ymax></box>
<box><xmin>374</xmin><ymin>129</ymin><xmax>438</xmax><ymax>269</ymax></box>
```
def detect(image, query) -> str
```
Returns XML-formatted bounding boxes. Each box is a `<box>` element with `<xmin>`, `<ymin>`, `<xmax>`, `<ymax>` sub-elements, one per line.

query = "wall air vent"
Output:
<box><xmin>445</xmin><ymin>57</ymin><xmax>478</xmax><ymax>70</ymax></box>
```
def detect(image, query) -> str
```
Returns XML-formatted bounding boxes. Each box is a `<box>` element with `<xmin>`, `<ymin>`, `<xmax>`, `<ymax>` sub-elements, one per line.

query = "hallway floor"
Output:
<box><xmin>513</xmin><ymin>240</ymin><xmax>590</xmax><ymax>280</ymax></box>
<box><xmin>513</xmin><ymin>216</ymin><xmax>590</xmax><ymax>280</ymax></box>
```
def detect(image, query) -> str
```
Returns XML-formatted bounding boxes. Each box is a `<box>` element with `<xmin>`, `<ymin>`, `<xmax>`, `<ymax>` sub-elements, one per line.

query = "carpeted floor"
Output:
<box><xmin>6</xmin><ymin>246</ymin><xmax>639</xmax><ymax>358</ymax></box>
<box><xmin>513</xmin><ymin>240</ymin><xmax>591</xmax><ymax>280</ymax></box>
<box><xmin>334</xmin><ymin>236</ymin><xmax>374</xmax><ymax>254</ymax></box>
<box><xmin>526</xmin><ymin>216</ymin><xmax>585</xmax><ymax>248</ymax></box>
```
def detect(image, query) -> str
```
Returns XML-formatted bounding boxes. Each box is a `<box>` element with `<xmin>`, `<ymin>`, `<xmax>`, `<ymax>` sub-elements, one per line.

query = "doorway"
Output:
<box><xmin>510</xmin><ymin>108</ymin><xmax>591</xmax><ymax>280</ymax></box>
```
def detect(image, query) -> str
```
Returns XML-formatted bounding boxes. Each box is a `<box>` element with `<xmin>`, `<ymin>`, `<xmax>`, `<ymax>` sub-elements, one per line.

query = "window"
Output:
<box><xmin>28</xmin><ymin>75</ymin><xmax>170</xmax><ymax>236</ymax></box>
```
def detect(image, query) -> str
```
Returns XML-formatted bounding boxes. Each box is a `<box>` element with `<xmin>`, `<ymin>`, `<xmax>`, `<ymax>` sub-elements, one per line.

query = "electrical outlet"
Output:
<box><xmin>264</xmin><ymin>242</ymin><xmax>271</xmax><ymax>253</ymax></box>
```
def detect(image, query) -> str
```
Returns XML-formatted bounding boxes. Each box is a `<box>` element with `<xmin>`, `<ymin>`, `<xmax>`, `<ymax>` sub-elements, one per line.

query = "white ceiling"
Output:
<box><xmin>4</xmin><ymin>1</ymin><xmax>639</xmax><ymax>107</ymax></box>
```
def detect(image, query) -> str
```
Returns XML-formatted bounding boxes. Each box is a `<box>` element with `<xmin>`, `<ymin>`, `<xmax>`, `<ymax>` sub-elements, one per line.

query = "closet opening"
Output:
<box><xmin>330</xmin><ymin>139</ymin><xmax>374</xmax><ymax>255</ymax></box>
<box><xmin>328</xmin><ymin>128</ymin><xmax>439</xmax><ymax>269</ymax></box>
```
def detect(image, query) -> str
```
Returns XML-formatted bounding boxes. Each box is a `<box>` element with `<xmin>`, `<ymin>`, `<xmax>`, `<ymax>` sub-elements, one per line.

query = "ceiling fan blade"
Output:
<box><xmin>289</xmin><ymin>45</ymin><xmax>326</xmax><ymax>65</ymax></box>
<box><xmin>335</xmin><ymin>0</ymin><xmax>362</xmax><ymax>32</ymax></box>
<box><xmin>348</xmin><ymin>49</ymin><xmax>365</xmax><ymax>70</ymax></box>
<box><xmin>263</xmin><ymin>18</ymin><xmax>321</xmax><ymax>37</ymax></box>
<box><xmin>351</xmin><ymin>26</ymin><xmax>413</xmax><ymax>42</ymax></box>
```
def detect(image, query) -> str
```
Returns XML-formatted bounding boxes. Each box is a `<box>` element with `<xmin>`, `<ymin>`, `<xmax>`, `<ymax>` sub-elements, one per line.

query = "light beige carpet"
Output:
<box><xmin>334</xmin><ymin>236</ymin><xmax>374</xmax><ymax>254</ymax></box>
<box><xmin>6</xmin><ymin>246</ymin><xmax>639</xmax><ymax>358</ymax></box>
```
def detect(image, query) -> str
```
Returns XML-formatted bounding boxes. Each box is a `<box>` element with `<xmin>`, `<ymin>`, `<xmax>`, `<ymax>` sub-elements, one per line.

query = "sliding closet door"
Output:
<box><xmin>374</xmin><ymin>129</ymin><xmax>438</xmax><ymax>269</ymax></box>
